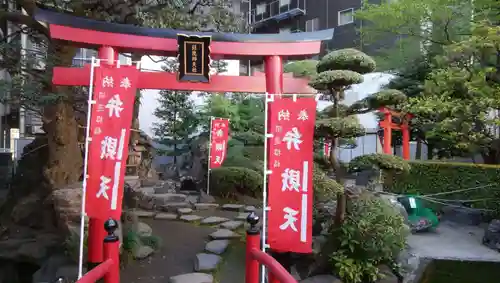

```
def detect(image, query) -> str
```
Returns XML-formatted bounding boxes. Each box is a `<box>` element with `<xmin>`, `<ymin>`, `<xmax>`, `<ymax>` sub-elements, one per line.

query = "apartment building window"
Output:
<box><xmin>305</xmin><ymin>18</ymin><xmax>319</xmax><ymax>32</ymax></box>
<box><xmin>338</xmin><ymin>8</ymin><xmax>354</xmax><ymax>26</ymax></box>
<box><xmin>279</xmin><ymin>0</ymin><xmax>291</xmax><ymax>6</ymax></box>
<box><xmin>256</xmin><ymin>3</ymin><xmax>266</xmax><ymax>15</ymax></box>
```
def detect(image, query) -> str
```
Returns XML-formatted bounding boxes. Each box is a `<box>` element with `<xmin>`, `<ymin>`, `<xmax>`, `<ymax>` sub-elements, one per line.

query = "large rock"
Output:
<box><xmin>51</xmin><ymin>184</ymin><xmax>82</xmax><ymax>233</ymax></box>
<box><xmin>137</xmin><ymin>222</ymin><xmax>153</xmax><ymax>237</ymax></box>
<box><xmin>441</xmin><ymin>205</ymin><xmax>483</xmax><ymax>226</ymax></box>
<box><xmin>152</xmin><ymin>193</ymin><xmax>188</xmax><ymax>206</ymax></box>
<box><xmin>379</xmin><ymin>194</ymin><xmax>409</xmax><ymax>224</ymax></box>
<box><xmin>0</xmin><ymin>233</ymin><xmax>61</xmax><ymax>263</ymax></box>
<box><xmin>483</xmin><ymin>219</ymin><xmax>500</xmax><ymax>251</ymax></box>
<box><xmin>155</xmin><ymin>179</ymin><xmax>181</xmax><ymax>194</ymax></box>
<box><xmin>134</xmin><ymin>245</ymin><xmax>155</xmax><ymax>259</ymax></box>
<box><xmin>32</xmin><ymin>253</ymin><xmax>82</xmax><ymax>283</ymax></box>
<box><xmin>397</xmin><ymin>247</ymin><xmax>431</xmax><ymax>283</ymax></box>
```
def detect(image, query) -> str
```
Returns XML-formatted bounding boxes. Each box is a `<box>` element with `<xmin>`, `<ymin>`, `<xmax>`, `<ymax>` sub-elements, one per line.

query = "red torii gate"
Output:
<box><xmin>35</xmin><ymin>8</ymin><xmax>332</xmax><ymax>283</ymax></box>
<box><xmin>379</xmin><ymin>107</ymin><xmax>412</xmax><ymax>160</ymax></box>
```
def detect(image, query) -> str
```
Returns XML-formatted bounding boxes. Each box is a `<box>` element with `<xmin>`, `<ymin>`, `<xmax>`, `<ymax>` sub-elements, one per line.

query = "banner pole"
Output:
<box><xmin>207</xmin><ymin>116</ymin><xmax>214</xmax><ymax>195</ymax></box>
<box><xmin>261</xmin><ymin>93</ymin><xmax>273</xmax><ymax>283</ymax></box>
<box><xmin>78</xmin><ymin>57</ymin><xmax>98</xmax><ymax>279</ymax></box>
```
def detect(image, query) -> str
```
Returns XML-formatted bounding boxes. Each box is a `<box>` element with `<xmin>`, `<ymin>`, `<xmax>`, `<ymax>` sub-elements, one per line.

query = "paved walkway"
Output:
<box><xmin>408</xmin><ymin>221</ymin><xmax>500</xmax><ymax>262</ymax></box>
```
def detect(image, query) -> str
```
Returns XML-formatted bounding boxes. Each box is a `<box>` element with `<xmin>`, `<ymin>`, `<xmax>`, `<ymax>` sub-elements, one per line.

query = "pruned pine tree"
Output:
<box><xmin>287</xmin><ymin>49</ymin><xmax>409</xmax><ymax>225</ymax></box>
<box><xmin>153</xmin><ymin>61</ymin><xmax>199</xmax><ymax>177</ymax></box>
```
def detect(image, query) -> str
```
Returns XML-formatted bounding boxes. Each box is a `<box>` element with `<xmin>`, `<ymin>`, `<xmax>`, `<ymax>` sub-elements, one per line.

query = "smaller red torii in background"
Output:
<box><xmin>378</xmin><ymin>107</ymin><xmax>412</xmax><ymax>160</ymax></box>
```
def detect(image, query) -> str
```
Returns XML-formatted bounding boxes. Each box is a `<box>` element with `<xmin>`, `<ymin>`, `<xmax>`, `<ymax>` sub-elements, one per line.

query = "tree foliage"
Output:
<box><xmin>405</xmin><ymin>22</ymin><xmax>500</xmax><ymax>162</ymax></box>
<box><xmin>0</xmin><ymin>0</ymin><xmax>246</xmax><ymax>229</ymax></box>
<box><xmin>357</xmin><ymin>0</ymin><xmax>500</xmax><ymax>163</ymax></box>
<box><xmin>152</xmin><ymin>60</ymin><xmax>198</xmax><ymax>170</ymax></box>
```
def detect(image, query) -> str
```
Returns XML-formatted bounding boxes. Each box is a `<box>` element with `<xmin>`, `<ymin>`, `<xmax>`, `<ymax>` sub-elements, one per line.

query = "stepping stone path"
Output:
<box><xmin>130</xmin><ymin>185</ymin><xmax>263</xmax><ymax>283</ymax></box>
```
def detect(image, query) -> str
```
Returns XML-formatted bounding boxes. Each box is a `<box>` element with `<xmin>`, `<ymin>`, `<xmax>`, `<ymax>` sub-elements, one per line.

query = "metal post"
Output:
<box><xmin>262</xmin><ymin>55</ymin><xmax>284</xmax><ymax>283</ymax></box>
<box><xmin>88</xmin><ymin>46</ymin><xmax>119</xmax><ymax>271</ymax></box>
<box><xmin>207</xmin><ymin>116</ymin><xmax>214</xmax><ymax>195</ymax></box>
<box><xmin>78</xmin><ymin>57</ymin><xmax>97</xmax><ymax>279</ymax></box>
<box><xmin>103</xmin><ymin>218</ymin><xmax>120</xmax><ymax>283</ymax></box>
<box><xmin>245</xmin><ymin>212</ymin><xmax>260</xmax><ymax>283</ymax></box>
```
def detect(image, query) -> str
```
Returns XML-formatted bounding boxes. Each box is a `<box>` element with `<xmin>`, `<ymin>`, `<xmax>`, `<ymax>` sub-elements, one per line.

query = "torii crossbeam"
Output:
<box><xmin>35</xmin><ymin>8</ymin><xmax>334</xmax><ymax>93</ymax></box>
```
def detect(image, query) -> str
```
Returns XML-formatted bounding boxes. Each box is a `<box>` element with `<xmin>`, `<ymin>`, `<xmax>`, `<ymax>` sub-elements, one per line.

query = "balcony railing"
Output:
<box><xmin>250</xmin><ymin>0</ymin><xmax>306</xmax><ymax>27</ymax></box>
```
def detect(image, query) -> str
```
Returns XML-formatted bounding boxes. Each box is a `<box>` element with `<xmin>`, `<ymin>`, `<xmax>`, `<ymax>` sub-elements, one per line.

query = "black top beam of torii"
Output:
<box><xmin>34</xmin><ymin>8</ymin><xmax>334</xmax><ymax>44</ymax></box>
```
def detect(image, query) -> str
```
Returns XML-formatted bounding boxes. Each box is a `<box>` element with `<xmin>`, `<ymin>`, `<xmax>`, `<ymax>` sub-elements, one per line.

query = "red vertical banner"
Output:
<box><xmin>85</xmin><ymin>65</ymin><xmax>139</xmax><ymax>220</ymax></box>
<box><xmin>209</xmin><ymin>118</ymin><xmax>229</xmax><ymax>168</ymax></box>
<box><xmin>323</xmin><ymin>138</ymin><xmax>331</xmax><ymax>157</ymax></box>
<box><xmin>267</xmin><ymin>95</ymin><xmax>317</xmax><ymax>253</ymax></box>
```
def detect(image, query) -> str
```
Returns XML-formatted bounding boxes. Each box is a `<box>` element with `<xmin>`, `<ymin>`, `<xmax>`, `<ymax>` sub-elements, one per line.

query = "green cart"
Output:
<box><xmin>397</xmin><ymin>195</ymin><xmax>439</xmax><ymax>232</ymax></box>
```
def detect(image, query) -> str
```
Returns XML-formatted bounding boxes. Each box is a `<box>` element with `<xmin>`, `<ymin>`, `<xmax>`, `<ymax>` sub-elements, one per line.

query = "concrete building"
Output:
<box><xmin>243</xmin><ymin>0</ymin><xmax>390</xmax><ymax>57</ymax></box>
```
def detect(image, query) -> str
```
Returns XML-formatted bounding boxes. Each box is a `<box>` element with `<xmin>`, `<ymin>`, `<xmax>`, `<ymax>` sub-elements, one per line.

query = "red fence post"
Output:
<box><xmin>245</xmin><ymin>212</ymin><xmax>260</xmax><ymax>283</ymax></box>
<box><xmin>103</xmin><ymin>218</ymin><xmax>120</xmax><ymax>283</ymax></box>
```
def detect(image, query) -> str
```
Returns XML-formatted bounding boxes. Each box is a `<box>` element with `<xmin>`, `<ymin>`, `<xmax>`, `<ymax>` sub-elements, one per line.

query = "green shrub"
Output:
<box><xmin>223</xmin><ymin>154</ymin><xmax>263</xmax><ymax>173</ymax></box>
<box><xmin>210</xmin><ymin>167</ymin><xmax>263</xmax><ymax>198</ymax></box>
<box><xmin>241</xmin><ymin>146</ymin><xmax>265</xmax><ymax>161</ymax></box>
<box><xmin>387</xmin><ymin>161</ymin><xmax>500</xmax><ymax>212</ymax></box>
<box><xmin>329</xmin><ymin>193</ymin><xmax>408</xmax><ymax>283</ymax></box>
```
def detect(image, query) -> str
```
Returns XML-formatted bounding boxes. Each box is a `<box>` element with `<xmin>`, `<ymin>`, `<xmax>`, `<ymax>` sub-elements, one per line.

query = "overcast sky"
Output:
<box><xmin>138</xmin><ymin>56</ymin><xmax>393</xmax><ymax>137</ymax></box>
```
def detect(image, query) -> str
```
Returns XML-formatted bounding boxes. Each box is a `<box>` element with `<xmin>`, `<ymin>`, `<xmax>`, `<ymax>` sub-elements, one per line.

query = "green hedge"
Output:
<box><xmin>210</xmin><ymin>167</ymin><xmax>263</xmax><ymax>198</ymax></box>
<box><xmin>387</xmin><ymin>161</ymin><xmax>500</xmax><ymax>211</ymax></box>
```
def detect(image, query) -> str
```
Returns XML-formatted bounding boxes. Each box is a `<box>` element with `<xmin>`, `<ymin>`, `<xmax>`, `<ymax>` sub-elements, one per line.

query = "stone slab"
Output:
<box><xmin>209</xmin><ymin>229</ymin><xmax>239</xmax><ymax>240</ymax></box>
<box><xmin>154</xmin><ymin>213</ymin><xmax>178</xmax><ymax>220</ymax></box>
<box><xmin>194</xmin><ymin>203</ymin><xmax>220</xmax><ymax>210</ymax></box>
<box><xmin>220</xmin><ymin>220</ymin><xmax>244</xmax><ymax>230</ymax></box>
<box><xmin>178</xmin><ymin>208</ymin><xmax>193</xmax><ymax>214</ymax></box>
<box><xmin>201</xmin><ymin>216</ymin><xmax>230</xmax><ymax>225</ymax></box>
<box><xmin>179</xmin><ymin>215</ymin><xmax>203</xmax><ymax>222</ymax></box>
<box><xmin>169</xmin><ymin>273</ymin><xmax>213</xmax><ymax>283</ymax></box>
<box><xmin>194</xmin><ymin>253</ymin><xmax>222</xmax><ymax>272</ymax></box>
<box><xmin>132</xmin><ymin>210</ymin><xmax>155</xmax><ymax>218</ymax></box>
<box><xmin>221</xmin><ymin>204</ymin><xmax>244</xmax><ymax>211</ymax></box>
<box><xmin>205</xmin><ymin>240</ymin><xmax>230</xmax><ymax>255</ymax></box>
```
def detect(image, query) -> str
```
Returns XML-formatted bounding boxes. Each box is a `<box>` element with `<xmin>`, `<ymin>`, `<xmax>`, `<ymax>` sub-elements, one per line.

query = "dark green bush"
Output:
<box><xmin>241</xmin><ymin>146</ymin><xmax>265</xmax><ymax>161</ymax></box>
<box><xmin>329</xmin><ymin>193</ymin><xmax>408</xmax><ymax>283</ymax></box>
<box><xmin>210</xmin><ymin>167</ymin><xmax>263</xmax><ymax>198</ymax></box>
<box><xmin>387</xmin><ymin>161</ymin><xmax>500</xmax><ymax>212</ymax></box>
<box><xmin>222</xmin><ymin>154</ymin><xmax>263</xmax><ymax>173</ymax></box>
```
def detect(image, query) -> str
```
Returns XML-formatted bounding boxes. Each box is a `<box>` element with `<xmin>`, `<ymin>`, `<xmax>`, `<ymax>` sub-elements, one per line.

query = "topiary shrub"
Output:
<box><xmin>223</xmin><ymin>154</ymin><xmax>263</xmax><ymax>173</ymax></box>
<box><xmin>328</xmin><ymin>193</ymin><xmax>408</xmax><ymax>283</ymax></box>
<box><xmin>284</xmin><ymin>59</ymin><xmax>319</xmax><ymax>78</ymax></box>
<box><xmin>241</xmin><ymin>146</ymin><xmax>265</xmax><ymax>161</ymax></box>
<box><xmin>348</xmin><ymin>153</ymin><xmax>411</xmax><ymax>173</ymax></box>
<box><xmin>210</xmin><ymin>167</ymin><xmax>263</xmax><ymax>198</ymax></box>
